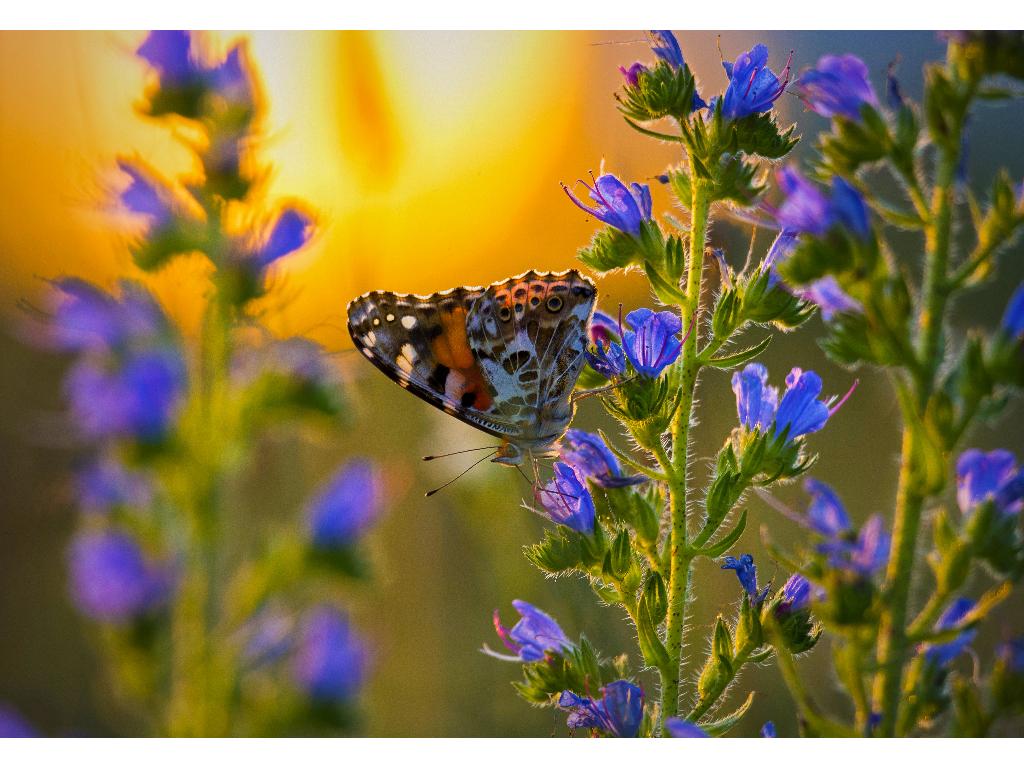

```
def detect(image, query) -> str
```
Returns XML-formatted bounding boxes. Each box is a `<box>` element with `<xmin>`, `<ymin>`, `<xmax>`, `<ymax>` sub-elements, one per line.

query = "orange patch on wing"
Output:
<box><xmin>431</xmin><ymin>307</ymin><xmax>493</xmax><ymax>411</ymax></box>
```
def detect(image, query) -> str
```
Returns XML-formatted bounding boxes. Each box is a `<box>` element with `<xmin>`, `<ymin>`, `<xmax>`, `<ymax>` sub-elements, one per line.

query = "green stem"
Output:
<box><xmin>660</xmin><ymin>174</ymin><xmax>710</xmax><ymax>723</ymax></box>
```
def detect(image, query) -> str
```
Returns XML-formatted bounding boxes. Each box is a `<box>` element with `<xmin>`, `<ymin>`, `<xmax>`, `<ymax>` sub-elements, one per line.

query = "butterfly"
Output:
<box><xmin>347</xmin><ymin>269</ymin><xmax>597</xmax><ymax>468</ymax></box>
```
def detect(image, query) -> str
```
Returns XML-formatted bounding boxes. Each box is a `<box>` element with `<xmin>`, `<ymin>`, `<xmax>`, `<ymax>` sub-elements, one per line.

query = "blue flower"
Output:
<box><xmin>589</xmin><ymin>310</ymin><xmax>622</xmax><ymax>346</ymax></box>
<box><xmin>68</xmin><ymin>529</ymin><xmax>173</xmax><ymax>623</ymax></box>
<box><xmin>664</xmin><ymin>717</ymin><xmax>709</xmax><ymax>737</ymax></box>
<box><xmin>622</xmin><ymin>308</ymin><xmax>684</xmax><ymax>378</ymax></box>
<box><xmin>797</xmin><ymin>54</ymin><xmax>878</xmax><ymax>120</ymax></box>
<box><xmin>485</xmin><ymin>600</ymin><xmax>572</xmax><ymax>662</ymax></box>
<box><xmin>586</xmin><ymin>340</ymin><xmax>628</xmax><ymax>378</ymax></box>
<box><xmin>721</xmin><ymin>44</ymin><xmax>791</xmax><ymax>119</ymax></box>
<box><xmin>292</xmin><ymin>607</ymin><xmax>368</xmax><ymax>703</ymax></box>
<box><xmin>118</xmin><ymin>161</ymin><xmax>174</xmax><ymax>230</ymax></box>
<box><xmin>923</xmin><ymin>598</ymin><xmax>976</xmax><ymax>667</ymax></box>
<box><xmin>650</xmin><ymin>30</ymin><xmax>685</xmax><ymax>68</ymax></box>
<box><xmin>256</xmin><ymin>207</ymin><xmax>315</xmax><ymax>267</ymax></box>
<box><xmin>539</xmin><ymin>462</ymin><xmax>596</xmax><ymax>534</ymax></box>
<box><xmin>956</xmin><ymin>449</ymin><xmax>1023</xmax><ymax>517</ymax></box>
<box><xmin>0</xmin><ymin>704</ymin><xmax>37</xmax><ymax>738</ymax></box>
<box><xmin>721</xmin><ymin>553</ymin><xmax>768</xmax><ymax>603</ymax></box>
<box><xmin>803</xmin><ymin>478</ymin><xmax>852</xmax><ymax>537</ymax></box>
<box><xmin>776</xmin><ymin>573</ymin><xmax>813</xmax><ymax>615</ymax></box>
<box><xmin>826</xmin><ymin>513</ymin><xmax>890</xmax><ymax>576</ymax></box>
<box><xmin>307</xmin><ymin>460</ymin><xmax>382</xmax><ymax>550</ymax></box>
<box><xmin>761</xmin><ymin>232</ymin><xmax>862</xmax><ymax>320</ymax></box>
<box><xmin>1003</xmin><ymin>283</ymin><xmax>1024</xmax><ymax>337</ymax></box>
<box><xmin>66</xmin><ymin>348</ymin><xmax>187</xmax><ymax>443</ymax></box>
<box><xmin>776</xmin><ymin>167</ymin><xmax>870</xmax><ymax>240</ymax></box>
<box><xmin>559</xmin><ymin>429</ymin><xmax>644</xmax><ymax>488</ymax></box>
<box><xmin>562</xmin><ymin>173</ymin><xmax>652</xmax><ymax>237</ymax></box>
<box><xmin>49</xmin><ymin>279</ymin><xmax>123</xmax><ymax>352</ymax></box>
<box><xmin>559</xmin><ymin>680</ymin><xmax>644</xmax><ymax>737</ymax></box>
<box><xmin>136</xmin><ymin>30</ymin><xmax>196</xmax><ymax>85</ymax></box>
<box><xmin>207</xmin><ymin>44</ymin><xmax>252</xmax><ymax>106</ymax></box>
<box><xmin>732</xmin><ymin>362</ymin><xmax>779</xmax><ymax>431</ymax></box>
<box><xmin>77</xmin><ymin>457</ymin><xmax>152</xmax><ymax>514</ymax></box>
<box><xmin>619</xmin><ymin>61</ymin><xmax>646</xmax><ymax>87</ymax></box>
<box><xmin>761</xmin><ymin>720</ymin><xmax>777</xmax><ymax>738</ymax></box>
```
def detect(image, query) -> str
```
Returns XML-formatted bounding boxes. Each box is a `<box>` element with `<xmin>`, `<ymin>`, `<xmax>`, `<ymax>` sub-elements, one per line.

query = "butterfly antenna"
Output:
<box><xmin>425</xmin><ymin>450</ymin><xmax>497</xmax><ymax>497</ymax></box>
<box><xmin>571</xmin><ymin>375</ymin><xmax>638</xmax><ymax>404</ymax></box>
<box><xmin>422</xmin><ymin>445</ymin><xmax>500</xmax><ymax>461</ymax></box>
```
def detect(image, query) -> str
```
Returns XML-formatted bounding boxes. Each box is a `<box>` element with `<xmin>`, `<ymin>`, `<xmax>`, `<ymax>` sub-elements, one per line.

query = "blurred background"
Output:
<box><xmin>0</xmin><ymin>30</ymin><xmax>1022</xmax><ymax>737</ymax></box>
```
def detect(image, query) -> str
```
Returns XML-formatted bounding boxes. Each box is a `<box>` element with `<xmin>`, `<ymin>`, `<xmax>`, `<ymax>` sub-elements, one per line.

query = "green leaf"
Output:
<box><xmin>644</xmin><ymin>260</ymin><xmax>687</xmax><ymax>305</ymax></box>
<box><xmin>700</xmin><ymin>509</ymin><xmax>748</xmax><ymax>558</ymax></box>
<box><xmin>700</xmin><ymin>692</ymin><xmax>755</xmax><ymax>736</ymax></box>
<box><xmin>704</xmin><ymin>335</ymin><xmax>772</xmax><ymax>369</ymax></box>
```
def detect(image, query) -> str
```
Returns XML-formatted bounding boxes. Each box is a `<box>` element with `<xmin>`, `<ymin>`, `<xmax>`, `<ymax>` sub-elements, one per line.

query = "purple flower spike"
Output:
<box><xmin>560</xmin><ymin>680</ymin><xmax>644</xmax><ymax>737</ymax></box>
<box><xmin>797</xmin><ymin>54</ymin><xmax>878</xmax><ymax>120</ymax></box>
<box><xmin>956</xmin><ymin>449</ymin><xmax>1023</xmax><ymax>517</ymax></box>
<box><xmin>258</xmin><ymin>208</ymin><xmax>315</xmax><ymax>267</ymax></box>
<box><xmin>732</xmin><ymin>362</ymin><xmax>779</xmax><ymax>431</ymax></box>
<box><xmin>803</xmin><ymin>478</ymin><xmax>852</xmax><ymax>536</ymax></box>
<box><xmin>622</xmin><ymin>308</ymin><xmax>684</xmax><ymax>378</ymax></box>
<box><xmin>292</xmin><ymin>606</ymin><xmax>368</xmax><ymax>703</ymax></box>
<box><xmin>665</xmin><ymin>717</ymin><xmax>710</xmax><ymax>737</ymax></box>
<box><xmin>1003</xmin><ymin>283</ymin><xmax>1024</xmax><ymax>337</ymax></box>
<box><xmin>775</xmin><ymin>367</ymin><xmax>829</xmax><ymax>439</ymax></box>
<box><xmin>721</xmin><ymin>43</ymin><xmax>792</xmax><ymax>119</ymax></box>
<box><xmin>923</xmin><ymin>598</ymin><xmax>976</xmax><ymax>667</ymax></box>
<box><xmin>69</xmin><ymin>530</ymin><xmax>173</xmax><ymax>623</ymax></box>
<box><xmin>307</xmin><ymin>459</ymin><xmax>383</xmax><ymax>550</ymax></box>
<box><xmin>539</xmin><ymin>462</ymin><xmax>596</xmax><ymax>534</ymax></box>
<box><xmin>485</xmin><ymin>600</ymin><xmax>572</xmax><ymax>663</ymax></box>
<box><xmin>562</xmin><ymin>173</ymin><xmax>652</xmax><ymax>237</ymax></box>
<box><xmin>136</xmin><ymin>30</ymin><xmax>195</xmax><ymax>84</ymax></box>
<box><xmin>559</xmin><ymin>429</ymin><xmax>644</xmax><ymax>488</ymax></box>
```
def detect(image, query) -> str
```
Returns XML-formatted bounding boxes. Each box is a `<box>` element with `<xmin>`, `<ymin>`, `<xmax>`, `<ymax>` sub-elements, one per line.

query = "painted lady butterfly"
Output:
<box><xmin>347</xmin><ymin>270</ymin><xmax>597</xmax><ymax>467</ymax></box>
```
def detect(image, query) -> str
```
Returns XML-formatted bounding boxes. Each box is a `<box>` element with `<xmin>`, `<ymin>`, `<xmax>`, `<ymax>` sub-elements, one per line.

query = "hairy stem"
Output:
<box><xmin>660</xmin><ymin>174</ymin><xmax>710</xmax><ymax>723</ymax></box>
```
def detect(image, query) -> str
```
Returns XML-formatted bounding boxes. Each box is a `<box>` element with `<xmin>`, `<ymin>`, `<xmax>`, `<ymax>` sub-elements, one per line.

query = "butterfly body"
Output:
<box><xmin>347</xmin><ymin>270</ymin><xmax>597</xmax><ymax>466</ymax></box>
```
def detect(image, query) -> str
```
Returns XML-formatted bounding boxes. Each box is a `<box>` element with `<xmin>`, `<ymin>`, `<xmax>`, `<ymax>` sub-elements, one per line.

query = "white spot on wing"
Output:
<box><xmin>401</xmin><ymin>315</ymin><xmax>417</xmax><ymax>330</ymax></box>
<box><xmin>386</xmin><ymin>313</ymin><xmax>396</xmax><ymax>322</ymax></box>
<box><xmin>401</xmin><ymin>343</ymin><xmax>417</xmax><ymax>363</ymax></box>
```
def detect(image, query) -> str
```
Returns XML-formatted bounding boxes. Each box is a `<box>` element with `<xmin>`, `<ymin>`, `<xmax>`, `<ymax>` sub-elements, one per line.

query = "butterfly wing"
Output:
<box><xmin>347</xmin><ymin>286</ymin><xmax>519</xmax><ymax>438</ymax></box>
<box><xmin>465</xmin><ymin>270</ymin><xmax>596</xmax><ymax>438</ymax></box>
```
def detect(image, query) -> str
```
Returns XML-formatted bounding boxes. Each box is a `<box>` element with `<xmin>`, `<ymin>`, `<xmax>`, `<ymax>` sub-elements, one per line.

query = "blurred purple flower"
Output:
<box><xmin>721</xmin><ymin>44</ymin><xmax>791</xmax><ymax>118</ymax></box>
<box><xmin>0</xmin><ymin>704</ymin><xmax>37</xmax><ymax>738</ymax></box>
<box><xmin>307</xmin><ymin>460</ymin><xmax>382</xmax><ymax>550</ymax></box>
<box><xmin>1003</xmin><ymin>283</ymin><xmax>1024</xmax><ymax>337</ymax></box>
<box><xmin>559</xmin><ymin>680</ymin><xmax>644</xmax><ymax>737</ymax></box>
<box><xmin>797</xmin><ymin>54</ymin><xmax>878</xmax><ymax>120</ymax></box>
<box><xmin>923</xmin><ymin>598</ymin><xmax>976</xmax><ymax>667</ymax></box>
<box><xmin>761</xmin><ymin>721</ymin><xmax>777</xmax><ymax>738</ymax></box>
<box><xmin>539</xmin><ymin>462</ymin><xmax>596</xmax><ymax>534</ymax></box>
<box><xmin>292</xmin><ymin>606</ymin><xmax>368</xmax><ymax>703</ymax></box>
<box><xmin>664</xmin><ymin>717</ymin><xmax>709</xmax><ymax>737</ymax></box>
<box><xmin>622</xmin><ymin>308</ymin><xmax>684</xmax><ymax>378</ymax></box>
<box><xmin>819</xmin><ymin>513</ymin><xmax>890</xmax><ymax>577</ymax></box>
<box><xmin>559</xmin><ymin>429</ymin><xmax>643</xmax><ymax>488</ymax></box>
<box><xmin>256</xmin><ymin>207</ymin><xmax>315</xmax><ymax>267</ymax></box>
<box><xmin>136</xmin><ymin>31</ymin><xmax>196</xmax><ymax>85</ymax></box>
<box><xmin>118</xmin><ymin>161</ymin><xmax>173</xmax><ymax>229</ymax></box>
<box><xmin>956</xmin><ymin>449</ymin><xmax>1023</xmax><ymax>518</ymax></box>
<box><xmin>484</xmin><ymin>599</ymin><xmax>572</xmax><ymax>662</ymax></box>
<box><xmin>803</xmin><ymin>478</ymin><xmax>852</xmax><ymax>537</ymax></box>
<box><xmin>589</xmin><ymin>310</ymin><xmax>621</xmax><ymax>346</ymax></box>
<box><xmin>776</xmin><ymin>167</ymin><xmax>870</xmax><ymax>240</ymax></box>
<box><xmin>77</xmin><ymin>456</ymin><xmax>152</xmax><ymax>514</ymax></box>
<box><xmin>761</xmin><ymin>231</ymin><xmax>862</xmax><ymax>320</ymax></box>
<box><xmin>998</xmin><ymin>637</ymin><xmax>1024</xmax><ymax>673</ymax></box>
<box><xmin>242</xmin><ymin>605</ymin><xmax>296</xmax><ymax>668</ymax></box>
<box><xmin>562</xmin><ymin>173</ymin><xmax>652</xmax><ymax>237</ymax></box>
<box><xmin>68</xmin><ymin>529</ymin><xmax>173</xmax><ymax>623</ymax></box>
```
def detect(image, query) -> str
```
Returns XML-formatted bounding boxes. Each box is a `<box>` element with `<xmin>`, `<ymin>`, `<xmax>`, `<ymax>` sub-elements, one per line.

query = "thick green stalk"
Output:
<box><xmin>660</xmin><ymin>175</ymin><xmax>710</xmax><ymax>722</ymax></box>
<box><xmin>872</xmin><ymin>148</ymin><xmax>959</xmax><ymax>737</ymax></box>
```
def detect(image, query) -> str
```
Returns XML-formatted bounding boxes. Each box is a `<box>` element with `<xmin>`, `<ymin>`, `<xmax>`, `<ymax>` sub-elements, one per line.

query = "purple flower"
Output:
<box><xmin>559</xmin><ymin>680</ymin><xmax>644</xmax><ymax>737</ymax></box>
<box><xmin>619</xmin><ymin>62</ymin><xmax>646</xmax><ymax>86</ymax></box>
<box><xmin>49</xmin><ymin>279</ymin><xmax>123</xmax><ymax>352</ymax></box>
<box><xmin>539</xmin><ymin>462</ymin><xmax>596</xmax><ymax>534</ymax></box>
<box><xmin>136</xmin><ymin>30</ymin><xmax>196</xmax><ymax>85</ymax></box>
<box><xmin>761</xmin><ymin>232</ymin><xmax>862</xmax><ymax>320</ymax></box>
<box><xmin>797</xmin><ymin>54</ymin><xmax>878</xmax><ymax>120</ymax></box>
<box><xmin>776</xmin><ymin>167</ymin><xmax>870</xmax><ymax>240</ymax></box>
<box><xmin>66</xmin><ymin>348</ymin><xmax>187</xmax><ymax>443</ymax></box>
<box><xmin>803</xmin><ymin>478</ymin><xmax>852</xmax><ymax>536</ymax></box>
<box><xmin>256</xmin><ymin>208</ymin><xmax>315</xmax><ymax>267</ymax></box>
<box><xmin>732</xmin><ymin>362</ymin><xmax>778</xmax><ymax>432</ymax></box>
<box><xmin>664</xmin><ymin>717</ymin><xmax>709</xmax><ymax>737</ymax></box>
<box><xmin>622</xmin><ymin>308</ymin><xmax>683</xmax><ymax>378</ymax></box>
<box><xmin>761</xmin><ymin>721</ymin><xmax>777</xmax><ymax>738</ymax></box>
<box><xmin>821</xmin><ymin>514</ymin><xmax>890</xmax><ymax>577</ymax></box>
<box><xmin>77</xmin><ymin>457</ymin><xmax>152</xmax><ymax>514</ymax></box>
<box><xmin>242</xmin><ymin>606</ymin><xmax>296</xmax><ymax>668</ymax></box>
<box><xmin>485</xmin><ymin>599</ymin><xmax>572</xmax><ymax>662</ymax></box>
<box><xmin>207</xmin><ymin>45</ymin><xmax>252</xmax><ymax>106</ymax></box>
<box><xmin>559</xmin><ymin>429</ymin><xmax>643</xmax><ymax>488</ymax></box>
<box><xmin>562</xmin><ymin>174</ymin><xmax>652</xmax><ymax>237</ymax></box>
<box><xmin>0</xmin><ymin>704</ymin><xmax>37</xmax><ymax>738</ymax></box>
<box><xmin>1003</xmin><ymin>283</ymin><xmax>1024</xmax><ymax>337</ymax></box>
<box><xmin>292</xmin><ymin>606</ymin><xmax>368</xmax><ymax>703</ymax></box>
<box><xmin>776</xmin><ymin>573</ymin><xmax>813</xmax><ymax>615</ymax></box>
<box><xmin>68</xmin><ymin>530</ymin><xmax>173</xmax><ymax>623</ymax></box>
<box><xmin>586</xmin><ymin>341</ymin><xmax>628</xmax><ymax>379</ymax></box>
<box><xmin>998</xmin><ymin>637</ymin><xmax>1024</xmax><ymax>673</ymax></box>
<box><xmin>721</xmin><ymin>44</ymin><xmax>791</xmax><ymax>119</ymax></box>
<box><xmin>956</xmin><ymin>449</ymin><xmax>1023</xmax><ymax>518</ymax></box>
<box><xmin>721</xmin><ymin>553</ymin><xmax>768</xmax><ymax>603</ymax></box>
<box><xmin>589</xmin><ymin>310</ymin><xmax>621</xmax><ymax>346</ymax></box>
<box><xmin>923</xmin><ymin>598</ymin><xmax>976</xmax><ymax>667</ymax></box>
<box><xmin>650</xmin><ymin>30</ymin><xmax>685</xmax><ymax>68</ymax></box>
<box><xmin>118</xmin><ymin>161</ymin><xmax>173</xmax><ymax>229</ymax></box>
<box><xmin>307</xmin><ymin>460</ymin><xmax>382</xmax><ymax>549</ymax></box>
